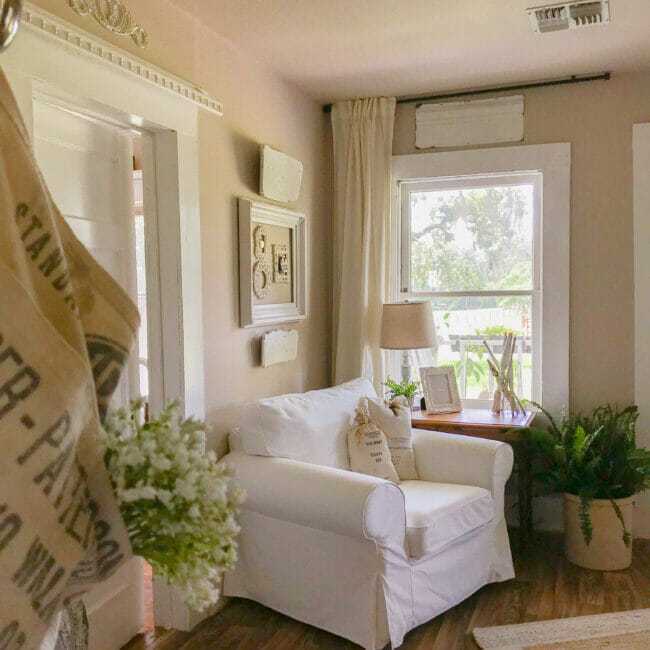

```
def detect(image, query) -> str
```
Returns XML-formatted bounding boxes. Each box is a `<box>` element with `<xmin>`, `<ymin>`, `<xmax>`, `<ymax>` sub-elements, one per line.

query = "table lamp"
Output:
<box><xmin>380</xmin><ymin>302</ymin><xmax>438</xmax><ymax>382</ymax></box>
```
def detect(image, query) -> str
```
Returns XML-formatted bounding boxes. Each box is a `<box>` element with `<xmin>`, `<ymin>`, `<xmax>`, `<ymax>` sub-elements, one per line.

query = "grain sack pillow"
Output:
<box><xmin>347</xmin><ymin>400</ymin><xmax>399</xmax><ymax>483</ymax></box>
<box><xmin>367</xmin><ymin>396</ymin><xmax>419</xmax><ymax>480</ymax></box>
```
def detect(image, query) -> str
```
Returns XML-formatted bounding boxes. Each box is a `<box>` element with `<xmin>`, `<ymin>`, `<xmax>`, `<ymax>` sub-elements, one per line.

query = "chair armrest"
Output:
<box><xmin>224</xmin><ymin>451</ymin><xmax>405</xmax><ymax>545</ymax></box>
<box><xmin>412</xmin><ymin>429</ymin><xmax>513</xmax><ymax>520</ymax></box>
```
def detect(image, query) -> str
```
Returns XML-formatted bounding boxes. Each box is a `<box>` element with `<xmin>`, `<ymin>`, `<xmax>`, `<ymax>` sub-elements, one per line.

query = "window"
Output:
<box><xmin>399</xmin><ymin>174</ymin><xmax>540</xmax><ymax>405</ymax></box>
<box><xmin>391</xmin><ymin>145</ymin><xmax>570</xmax><ymax>412</ymax></box>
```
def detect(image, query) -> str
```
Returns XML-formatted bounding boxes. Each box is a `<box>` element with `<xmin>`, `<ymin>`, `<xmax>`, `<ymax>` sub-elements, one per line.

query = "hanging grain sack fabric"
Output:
<box><xmin>347</xmin><ymin>400</ymin><xmax>399</xmax><ymax>482</ymax></box>
<box><xmin>0</xmin><ymin>69</ymin><xmax>139</xmax><ymax>648</ymax></box>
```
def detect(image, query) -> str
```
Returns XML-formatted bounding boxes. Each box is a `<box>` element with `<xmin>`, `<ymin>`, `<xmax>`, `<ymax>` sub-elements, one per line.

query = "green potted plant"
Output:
<box><xmin>529</xmin><ymin>403</ymin><xmax>650</xmax><ymax>570</ymax></box>
<box><xmin>383</xmin><ymin>377</ymin><xmax>421</xmax><ymax>410</ymax></box>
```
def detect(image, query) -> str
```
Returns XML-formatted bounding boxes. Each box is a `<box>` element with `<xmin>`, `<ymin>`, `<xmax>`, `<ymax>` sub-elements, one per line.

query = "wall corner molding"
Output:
<box><xmin>21</xmin><ymin>2</ymin><xmax>223</xmax><ymax>115</ymax></box>
<box><xmin>633</xmin><ymin>123</ymin><xmax>650</xmax><ymax>539</ymax></box>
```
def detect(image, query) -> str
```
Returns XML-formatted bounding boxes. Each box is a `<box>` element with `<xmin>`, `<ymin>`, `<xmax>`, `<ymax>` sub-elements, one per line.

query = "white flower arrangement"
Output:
<box><xmin>99</xmin><ymin>400</ymin><xmax>244</xmax><ymax>611</ymax></box>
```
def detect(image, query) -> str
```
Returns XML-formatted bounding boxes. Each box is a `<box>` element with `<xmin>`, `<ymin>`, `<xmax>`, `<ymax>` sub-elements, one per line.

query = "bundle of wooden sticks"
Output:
<box><xmin>483</xmin><ymin>333</ymin><xmax>525</xmax><ymax>414</ymax></box>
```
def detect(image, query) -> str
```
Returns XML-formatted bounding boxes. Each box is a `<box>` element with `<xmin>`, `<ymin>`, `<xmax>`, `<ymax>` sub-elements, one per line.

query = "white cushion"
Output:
<box><xmin>400</xmin><ymin>480</ymin><xmax>494</xmax><ymax>559</ymax></box>
<box><xmin>237</xmin><ymin>378</ymin><xmax>377</xmax><ymax>469</ymax></box>
<box><xmin>367</xmin><ymin>397</ymin><xmax>418</xmax><ymax>479</ymax></box>
<box><xmin>228</xmin><ymin>427</ymin><xmax>244</xmax><ymax>452</ymax></box>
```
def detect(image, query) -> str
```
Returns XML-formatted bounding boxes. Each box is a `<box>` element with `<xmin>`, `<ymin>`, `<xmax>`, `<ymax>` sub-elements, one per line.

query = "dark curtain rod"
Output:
<box><xmin>322</xmin><ymin>71</ymin><xmax>610</xmax><ymax>113</ymax></box>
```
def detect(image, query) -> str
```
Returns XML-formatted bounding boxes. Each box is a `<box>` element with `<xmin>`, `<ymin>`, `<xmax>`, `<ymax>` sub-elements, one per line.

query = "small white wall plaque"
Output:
<box><xmin>262</xmin><ymin>329</ymin><xmax>299</xmax><ymax>367</ymax></box>
<box><xmin>260</xmin><ymin>145</ymin><xmax>303</xmax><ymax>203</ymax></box>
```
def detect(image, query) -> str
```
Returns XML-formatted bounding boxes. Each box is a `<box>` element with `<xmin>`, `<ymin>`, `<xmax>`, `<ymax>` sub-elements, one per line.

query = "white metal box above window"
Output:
<box><xmin>415</xmin><ymin>95</ymin><xmax>524</xmax><ymax>149</ymax></box>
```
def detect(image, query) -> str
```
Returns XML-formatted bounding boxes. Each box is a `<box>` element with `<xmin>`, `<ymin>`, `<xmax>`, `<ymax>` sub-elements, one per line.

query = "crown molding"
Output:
<box><xmin>20</xmin><ymin>2</ymin><xmax>223</xmax><ymax>116</ymax></box>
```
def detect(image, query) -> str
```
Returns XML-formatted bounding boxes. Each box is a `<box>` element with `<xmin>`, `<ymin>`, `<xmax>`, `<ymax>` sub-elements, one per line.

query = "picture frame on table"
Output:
<box><xmin>239</xmin><ymin>198</ymin><xmax>306</xmax><ymax>328</ymax></box>
<box><xmin>419</xmin><ymin>366</ymin><xmax>462</xmax><ymax>414</ymax></box>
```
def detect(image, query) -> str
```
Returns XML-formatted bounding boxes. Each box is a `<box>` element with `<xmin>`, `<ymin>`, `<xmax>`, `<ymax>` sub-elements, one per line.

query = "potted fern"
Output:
<box><xmin>383</xmin><ymin>377</ymin><xmax>421</xmax><ymax>410</ymax></box>
<box><xmin>529</xmin><ymin>404</ymin><xmax>650</xmax><ymax>570</ymax></box>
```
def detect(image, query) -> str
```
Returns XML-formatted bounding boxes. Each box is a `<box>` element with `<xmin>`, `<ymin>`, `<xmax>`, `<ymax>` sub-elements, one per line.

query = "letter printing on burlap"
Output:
<box><xmin>0</xmin><ymin>69</ymin><xmax>140</xmax><ymax>648</ymax></box>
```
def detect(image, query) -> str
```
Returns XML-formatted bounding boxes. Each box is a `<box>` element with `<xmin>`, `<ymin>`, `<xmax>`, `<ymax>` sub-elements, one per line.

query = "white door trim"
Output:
<box><xmin>1</xmin><ymin>12</ymin><xmax>209</xmax><ymax>631</ymax></box>
<box><xmin>633</xmin><ymin>123</ymin><xmax>650</xmax><ymax>539</ymax></box>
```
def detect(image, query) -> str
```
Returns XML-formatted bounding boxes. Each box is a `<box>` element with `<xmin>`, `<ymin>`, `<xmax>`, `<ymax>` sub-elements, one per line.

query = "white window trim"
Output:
<box><xmin>391</xmin><ymin>144</ymin><xmax>570</xmax><ymax>413</ymax></box>
<box><xmin>633</xmin><ymin>123</ymin><xmax>650</xmax><ymax>539</ymax></box>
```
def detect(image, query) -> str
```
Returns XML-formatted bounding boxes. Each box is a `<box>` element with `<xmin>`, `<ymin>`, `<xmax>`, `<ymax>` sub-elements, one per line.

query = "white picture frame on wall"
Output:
<box><xmin>239</xmin><ymin>198</ymin><xmax>307</xmax><ymax>327</ymax></box>
<box><xmin>420</xmin><ymin>366</ymin><xmax>462</xmax><ymax>414</ymax></box>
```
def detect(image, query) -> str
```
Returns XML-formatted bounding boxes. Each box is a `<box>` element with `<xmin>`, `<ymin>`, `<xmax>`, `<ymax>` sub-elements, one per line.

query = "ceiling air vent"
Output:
<box><xmin>527</xmin><ymin>1</ymin><xmax>610</xmax><ymax>33</ymax></box>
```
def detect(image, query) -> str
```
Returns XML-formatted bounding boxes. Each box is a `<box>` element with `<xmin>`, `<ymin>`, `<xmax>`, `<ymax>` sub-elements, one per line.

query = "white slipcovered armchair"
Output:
<box><xmin>223</xmin><ymin>379</ymin><xmax>514</xmax><ymax>649</ymax></box>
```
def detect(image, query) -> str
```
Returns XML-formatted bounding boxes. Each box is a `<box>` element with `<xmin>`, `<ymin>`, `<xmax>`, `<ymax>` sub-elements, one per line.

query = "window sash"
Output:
<box><xmin>399</xmin><ymin>172</ymin><xmax>541</xmax><ymax>296</ymax></box>
<box><xmin>397</xmin><ymin>289</ymin><xmax>539</xmax><ymax>407</ymax></box>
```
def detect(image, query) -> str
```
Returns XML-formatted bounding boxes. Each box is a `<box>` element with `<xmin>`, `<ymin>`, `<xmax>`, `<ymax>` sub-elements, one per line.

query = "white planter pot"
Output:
<box><xmin>563</xmin><ymin>493</ymin><xmax>635</xmax><ymax>570</ymax></box>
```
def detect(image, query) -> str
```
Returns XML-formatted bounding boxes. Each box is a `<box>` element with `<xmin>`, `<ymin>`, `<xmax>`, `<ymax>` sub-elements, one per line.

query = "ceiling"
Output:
<box><xmin>175</xmin><ymin>1</ymin><xmax>650</xmax><ymax>102</ymax></box>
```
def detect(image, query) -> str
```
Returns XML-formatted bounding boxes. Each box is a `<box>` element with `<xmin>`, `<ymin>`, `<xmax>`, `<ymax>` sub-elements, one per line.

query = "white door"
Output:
<box><xmin>32</xmin><ymin>98</ymin><xmax>144</xmax><ymax>650</ymax></box>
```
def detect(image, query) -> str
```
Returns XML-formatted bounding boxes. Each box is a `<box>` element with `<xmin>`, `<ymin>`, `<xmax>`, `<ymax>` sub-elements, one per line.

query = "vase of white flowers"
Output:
<box><xmin>99</xmin><ymin>400</ymin><xmax>244</xmax><ymax>611</ymax></box>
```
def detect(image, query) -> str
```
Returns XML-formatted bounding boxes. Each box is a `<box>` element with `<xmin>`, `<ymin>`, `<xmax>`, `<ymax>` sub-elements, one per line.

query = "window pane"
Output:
<box><xmin>410</xmin><ymin>185</ymin><xmax>534</xmax><ymax>292</ymax></box>
<box><xmin>412</xmin><ymin>297</ymin><xmax>533</xmax><ymax>402</ymax></box>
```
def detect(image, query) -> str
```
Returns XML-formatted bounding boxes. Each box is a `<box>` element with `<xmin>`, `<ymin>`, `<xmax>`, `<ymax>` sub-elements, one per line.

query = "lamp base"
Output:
<box><xmin>400</xmin><ymin>349</ymin><xmax>412</xmax><ymax>383</ymax></box>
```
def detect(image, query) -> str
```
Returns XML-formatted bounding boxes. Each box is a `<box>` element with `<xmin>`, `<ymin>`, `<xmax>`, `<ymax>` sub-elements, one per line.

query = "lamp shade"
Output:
<box><xmin>380</xmin><ymin>302</ymin><xmax>437</xmax><ymax>350</ymax></box>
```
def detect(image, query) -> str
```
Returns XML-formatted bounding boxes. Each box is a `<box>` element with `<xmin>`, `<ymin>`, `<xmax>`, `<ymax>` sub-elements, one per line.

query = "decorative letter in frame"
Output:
<box><xmin>254</xmin><ymin>225</ymin><xmax>267</xmax><ymax>260</ymax></box>
<box><xmin>253</xmin><ymin>261</ymin><xmax>271</xmax><ymax>299</ymax></box>
<box><xmin>273</xmin><ymin>244</ymin><xmax>290</xmax><ymax>284</ymax></box>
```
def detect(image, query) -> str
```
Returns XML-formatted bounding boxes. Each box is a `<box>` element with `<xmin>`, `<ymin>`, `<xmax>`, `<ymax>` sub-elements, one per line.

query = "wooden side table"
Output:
<box><xmin>411</xmin><ymin>408</ymin><xmax>536</xmax><ymax>549</ymax></box>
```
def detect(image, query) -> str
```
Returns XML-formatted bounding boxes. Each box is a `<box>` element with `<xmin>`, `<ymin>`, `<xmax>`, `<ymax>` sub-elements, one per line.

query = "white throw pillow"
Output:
<box><xmin>367</xmin><ymin>396</ymin><xmax>419</xmax><ymax>480</ymax></box>
<box><xmin>347</xmin><ymin>399</ymin><xmax>399</xmax><ymax>483</ymax></box>
<box><xmin>228</xmin><ymin>427</ymin><xmax>244</xmax><ymax>452</ymax></box>
<box><xmin>237</xmin><ymin>377</ymin><xmax>377</xmax><ymax>469</ymax></box>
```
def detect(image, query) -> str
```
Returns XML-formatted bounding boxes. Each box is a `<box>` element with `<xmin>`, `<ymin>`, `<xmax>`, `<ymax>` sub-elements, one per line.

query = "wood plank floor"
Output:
<box><xmin>124</xmin><ymin>533</ymin><xmax>650</xmax><ymax>650</ymax></box>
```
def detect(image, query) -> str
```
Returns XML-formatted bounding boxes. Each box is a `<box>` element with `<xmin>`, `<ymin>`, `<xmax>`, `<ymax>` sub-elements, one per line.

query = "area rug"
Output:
<box><xmin>473</xmin><ymin>609</ymin><xmax>650</xmax><ymax>649</ymax></box>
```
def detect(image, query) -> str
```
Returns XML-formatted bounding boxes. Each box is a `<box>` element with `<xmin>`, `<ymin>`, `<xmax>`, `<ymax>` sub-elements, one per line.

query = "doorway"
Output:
<box><xmin>32</xmin><ymin>95</ymin><xmax>161</xmax><ymax>646</ymax></box>
<box><xmin>2</xmin><ymin>11</ymin><xmax>208</xmax><ymax>633</ymax></box>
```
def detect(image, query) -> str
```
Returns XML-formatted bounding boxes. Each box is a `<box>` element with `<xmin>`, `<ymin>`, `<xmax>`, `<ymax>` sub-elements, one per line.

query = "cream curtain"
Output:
<box><xmin>331</xmin><ymin>97</ymin><xmax>396</xmax><ymax>389</ymax></box>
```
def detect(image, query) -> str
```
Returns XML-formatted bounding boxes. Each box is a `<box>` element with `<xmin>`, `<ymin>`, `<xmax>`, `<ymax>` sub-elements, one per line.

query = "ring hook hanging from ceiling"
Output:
<box><xmin>0</xmin><ymin>0</ymin><xmax>22</xmax><ymax>53</ymax></box>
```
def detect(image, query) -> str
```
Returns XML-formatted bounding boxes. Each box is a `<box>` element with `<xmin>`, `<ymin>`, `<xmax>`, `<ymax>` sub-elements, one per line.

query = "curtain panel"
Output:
<box><xmin>331</xmin><ymin>97</ymin><xmax>396</xmax><ymax>390</ymax></box>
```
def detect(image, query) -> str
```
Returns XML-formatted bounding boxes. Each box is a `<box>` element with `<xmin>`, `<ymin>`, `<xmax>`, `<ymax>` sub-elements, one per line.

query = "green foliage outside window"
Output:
<box><xmin>410</xmin><ymin>185</ymin><xmax>532</xmax><ymax>314</ymax></box>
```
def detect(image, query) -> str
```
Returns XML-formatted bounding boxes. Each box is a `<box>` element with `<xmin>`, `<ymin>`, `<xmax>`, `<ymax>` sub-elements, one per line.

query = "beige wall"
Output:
<box><xmin>28</xmin><ymin>0</ymin><xmax>332</xmax><ymax>454</ymax></box>
<box><xmin>394</xmin><ymin>70</ymin><xmax>650</xmax><ymax>411</ymax></box>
